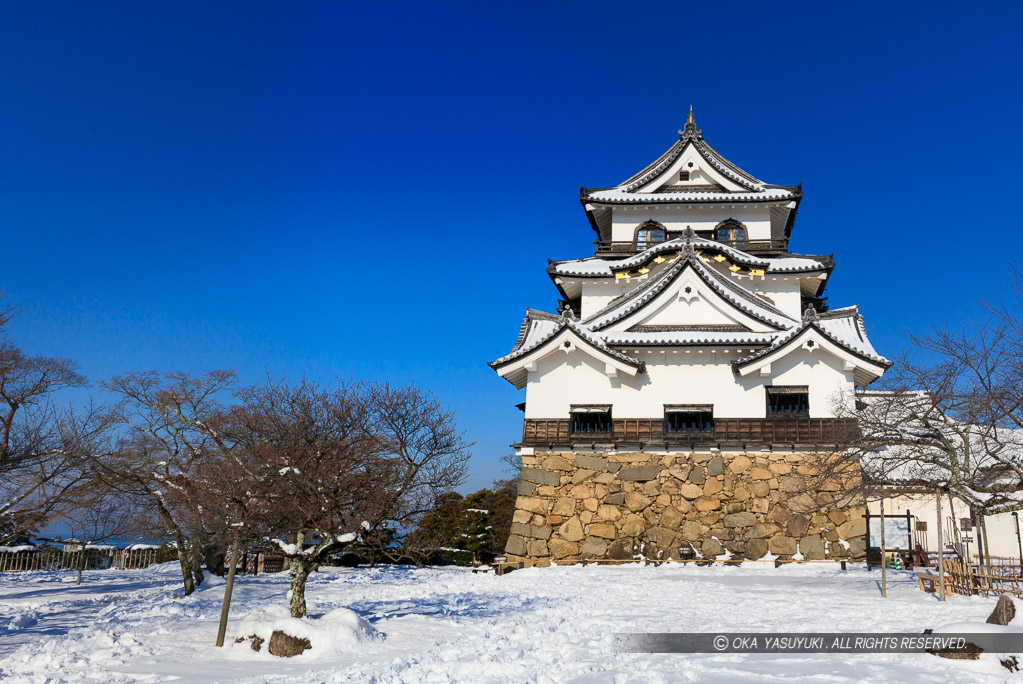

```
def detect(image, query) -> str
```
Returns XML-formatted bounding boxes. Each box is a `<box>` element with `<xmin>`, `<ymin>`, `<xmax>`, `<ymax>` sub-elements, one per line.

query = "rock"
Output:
<box><xmin>779</xmin><ymin>475</ymin><xmax>806</xmax><ymax>493</ymax></box>
<box><xmin>707</xmin><ymin>456</ymin><xmax>725</xmax><ymax>476</ymax></box>
<box><xmin>695</xmin><ymin>497</ymin><xmax>720</xmax><ymax>512</ymax></box>
<box><xmin>548</xmin><ymin>538</ymin><xmax>578</xmax><ymax>559</ymax></box>
<box><xmin>787</xmin><ymin>515</ymin><xmax>810</xmax><ymax>538</ymax></box>
<box><xmin>987</xmin><ymin>595</ymin><xmax>1017</xmax><ymax>625</ymax></box>
<box><xmin>510</xmin><ymin>522</ymin><xmax>552</xmax><ymax>540</ymax></box>
<box><xmin>621</xmin><ymin>514</ymin><xmax>646</xmax><ymax>537</ymax></box>
<box><xmin>619</xmin><ymin>464</ymin><xmax>661</xmax><ymax>481</ymax></box>
<box><xmin>268</xmin><ymin>630</ymin><xmax>311</xmax><ymax>657</ymax></box>
<box><xmin>575</xmin><ymin>454</ymin><xmax>608</xmax><ymax>471</ymax></box>
<box><xmin>607</xmin><ymin>538</ymin><xmax>633</xmax><ymax>560</ymax></box>
<box><xmin>536</xmin><ymin>485</ymin><xmax>558</xmax><ymax>497</ymax></box>
<box><xmin>520</xmin><ymin>467</ymin><xmax>559</xmax><ymax>486</ymax></box>
<box><xmin>750</xmin><ymin>481</ymin><xmax>771</xmax><ymax>497</ymax></box>
<box><xmin>750</xmin><ymin>468</ymin><xmax>772</xmax><ymax>480</ymax></box>
<box><xmin>646</xmin><ymin>527</ymin><xmax>677</xmax><ymax>547</ymax></box>
<box><xmin>604</xmin><ymin>492</ymin><xmax>625</xmax><ymax>505</ymax></box>
<box><xmin>661</xmin><ymin>507</ymin><xmax>684</xmax><ymax>529</ymax></box>
<box><xmin>751</xmin><ymin>523</ymin><xmax>780</xmax><ymax>539</ymax></box>
<box><xmin>787</xmin><ymin>493</ymin><xmax>816</xmax><ymax>512</ymax></box>
<box><xmin>799</xmin><ymin>534</ymin><xmax>826</xmax><ymax>560</ymax></box>
<box><xmin>768</xmin><ymin>461</ymin><xmax>791</xmax><ymax>475</ymax></box>
<box><xmin>690</xmin><ymin>467</ymin><xmax>706</xmax><ymax>484</ymax></box>
<box><xmin>517</xmin><ymin>480</ymin><xmax>536</xmax><ymax>496</ymax></box>
<box><xmin>625</xmin><ymin>491</ymin><xmax>652</xmax><ymax>512</ymax></box>
<box><xmin>559</xmin><ymin>516</ymin><xmax>585</xmax><ymax>542</ymax></box>
<box><xmin>769</xmin><ymin>536</ymin><xmax>797</xmax><ymax>555</ymax></box>
<box><xmin>512</xmin><ymin>509</ymin><xmax>532</xmax><ymax>524</ymax></box>
<box><xmin>596</xmin><ymin>504</ymin><xmax>621</xmax><ymax>521</ymax></box>
<box><xmin>517</xmin><ymin>497</ymin><xmax>547</xmax><ymax>514</ymax></box>
<box><xmin>528</xmin><ymin>539</ymin><xmax>549</xmax><ymax>556</ymax></box>
<box><xmin>701</xmin><ymin>538</ymin><xmax>723</xmax><ymax>557</ymax></box>
<box><xmin>723</xmin><ymin>512</ymin><xmax>757</xmax><ymax>528</ymax></box>
<box><xmin>588</xmin><ymin>523</ymin><xmax>616</xmax><ymax>539</ymax></box>
<box><xmin>746</xmin><ymin>538</ymin><xmax>769</xmax><ymax>559</ymax></box>
<box><xmin>703</xmin><ymin>479</ymin><xmax>723</xmax><ymax>496</ymax></box>
<box><xmin>725</xmin><ymin>502</ymin><xmax>745</xmax><ymax>514</ymax></box>
<box><xmin>837</xmin><ymin>518</ymin><xmax>866</xmax><ymax>539</ymax></box>
<box><xmin>607</xmin><ymin>462</ymin><xmax>621</xmax><ymax>473</ymax></box>
<box><xmin>505</xmin><ymin>535</ymin><xmax>528</xmax><ymax>556</ymax></box>
<box><xmin>733</xmin><ymin>486</ymin><xmax>750</xmax><ymax>501</ymax></box>
<box><xmin>847</xmin><ymin>535</ymin><xmax>866</xmax><ymax>558</ymax></box>
<box><xmin>612</xmin><ymin>452</ymin><xmax>652</xmax><ymax>463</ymax></box>
<box><xmin>552</xmin><ymin>497</ymin><xmax>575</xmax><ymax>516</ymax></box>
<box><xmin>680</xmin><ymin>484</ymin><xmax>704</xmax><ymax>499</ymax></box>
<box><xmin>580</xmin><ymin>536</ymin><xmax>607</xmax><ymax>557</ymax></box>
<box><xmin>827</xmin><ymin>510</ymin><xmax>847</xmax><ymax>526</ymax></box>
<box><xmin>682</xmin><ymin>520</ymin><xmax>708</xmax><ymax>539</ymax></box>
<box><xmin>238</xmin><ymin>634</ymin><xmax>264</xmax><ymax>652</ymax></box>
<box><xmin>570</xmin><ymin>484</ymin><xmax>591</xmax><ymax>499</ymax></box>
<box><xmin>571</xmin><ymin>469</ymin><xmax>597</xmax><ymax>485</ymax></box>
<box><xmin>728</xmin><ymin>455</ymin><xmax>752</xmax><ymax>473</ymax></box>
<box><xmin>583</xmin><ymin>497</ymin><xmax>599</xmax><ymax>512</ymax></box>
<box><xmin>542</xmin><ymin>454</ymin><xmax>574</xmax><ymax>471</ymax></box>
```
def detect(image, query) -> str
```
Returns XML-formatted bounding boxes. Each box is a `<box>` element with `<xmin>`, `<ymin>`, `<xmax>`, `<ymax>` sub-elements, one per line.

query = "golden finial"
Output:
<box><xmin>687</xmin><ymin>102</ymin><xmax>695</xmax><ymax>125</ymax></box>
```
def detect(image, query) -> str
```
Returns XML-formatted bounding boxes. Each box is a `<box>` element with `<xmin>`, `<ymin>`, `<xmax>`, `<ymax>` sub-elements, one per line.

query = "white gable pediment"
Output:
<box><xmin>605</xmin><ymin>269</ymin><xmax>777</xmax><ymax>333</ymax></box>
<box><xmin>634</xmin><ymin>142</ymin><xmax>747</xmax><ymax>194</ymax></box>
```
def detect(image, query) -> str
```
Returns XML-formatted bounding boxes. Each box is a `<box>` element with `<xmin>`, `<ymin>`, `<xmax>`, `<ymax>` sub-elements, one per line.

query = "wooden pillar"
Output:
<box><xmin>880</xmin><ymin>497</ymin><xmax>887</xmax><ymax>598</ymax></box>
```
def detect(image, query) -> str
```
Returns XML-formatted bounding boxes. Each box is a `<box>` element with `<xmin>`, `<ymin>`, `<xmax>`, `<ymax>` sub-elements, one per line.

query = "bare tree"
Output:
<box><xmin>0</xmin><ymin>339</ymin><xmax>91</xmax><ymax>543</ymax></box>
<box><xmin>99</xmin><ymin>370</ymin><xmax>237</xmax><ymax>594</ymax></box>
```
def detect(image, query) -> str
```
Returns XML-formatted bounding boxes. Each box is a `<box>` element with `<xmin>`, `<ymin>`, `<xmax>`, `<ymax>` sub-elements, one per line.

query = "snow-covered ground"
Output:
<box><xmin>0</xmin><ymin>562</ymin><xmax>1017</xmax><ymax>682</ymax></box>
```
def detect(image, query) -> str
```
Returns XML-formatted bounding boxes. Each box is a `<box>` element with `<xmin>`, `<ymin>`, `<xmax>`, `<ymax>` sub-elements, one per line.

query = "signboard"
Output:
<box><xmin>869</xmin><ymin>518</ymin><xmax>911</xmax><ymax>549</ymax></box>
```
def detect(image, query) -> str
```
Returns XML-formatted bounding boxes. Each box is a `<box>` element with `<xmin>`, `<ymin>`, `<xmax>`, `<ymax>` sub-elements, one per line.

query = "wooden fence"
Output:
<box><xmin>946</xmin><ymin>556</ymin><xmax>1023</xmax><ymax>598</ymax></box>
<box><xmin>0</xmin><ymin>547</ymin><xmax>158</xmax><ymax>573</ymax></box>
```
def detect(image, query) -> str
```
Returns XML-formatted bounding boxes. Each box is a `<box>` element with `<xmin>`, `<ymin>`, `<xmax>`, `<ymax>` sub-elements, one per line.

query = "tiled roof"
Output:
<box><xmin>490</xmin><ymin>312</ymin><xmax>644</xmax><ymax>370</ymax></box>
<box><xmin>581</xmin><ymin>187</ymin><xmax>799</xmax><ymax>204</ymax></box>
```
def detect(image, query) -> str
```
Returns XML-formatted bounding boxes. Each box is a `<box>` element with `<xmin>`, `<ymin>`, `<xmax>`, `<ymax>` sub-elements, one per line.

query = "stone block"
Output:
<box><xmin>728</xmin><ymin>455</ymin><xmax>752</xmax><ymax>473</ymax></box>
<box><xmin>574</xmin><ymin>453</ymin><xmax>608</xmax><ymax>471</ymax></box>
<box><xmin>517</xmin><ymin>480</ymin><xmax>536</xmax><ymax>496</ymax></box>
<box><xmin>701</xmin><ymin>538</ymin><xmax>723</xmax><ymax>557</ymax></box>
<box><xmin>548</xmin><ymin>538</ymin><xmax>578</xmax><ymax>560</ymax></box>
<box><xmin>723</xmin><ymin>512</ymin><xmax>757</xmax><ymax>528</ymax></box>
<box><xmin>625</xmin><ymin>491</ymin><xmax>652</xmax><ymax>512</ymax></box>
<box><xmin>619</xmin><ymin>464</ymin><xmax>661</xmax><ymax>481</ymax></box>
<box><xmin>552</xmin><ymin>497</ymin><xmax>575</xmax><ymax>517</ymax></box>
<box><xmin>612</xmin><ymin>452</ymin><xmax>652</xmax><ymax>463</ymax></box>
<box><xmin>786</xmin><ymin>514</ymin><xmax>810</xmax><ymax>538</ymax></box>
<box><xmin>661</xmin><ymin>507</ymin><xmax>684</xmax><ymax>529</ymax></box>
<box><xmin>571</xmin><ymin>469</ymin><xmax>597</xmax><ymax>485</ymax></box>
<box><xmin>751</xmin><ymin>522</ymin><xmax>780</xmax><ymax>539</ymax></box>
<box><xmin>680</xmin><ymin>484</ymin><xmax>703</xmax><ymax>499</ymax></box>
<box><xmin>800</xmin><ymin>534</ymin><xmax>825</xmax><ymax>560</ymax></box>
<box><xmin>517</xmin><ymin>497</ymin><xmax>547</xmax><ymax>514</ymax></box>
<box><xmin>580</xmin><ymin>536</ymin><xmax>608</xmax><ymax>557</ymax></box>
<box><xmin>512</xmin><ymin>509</ymin><xmax>532</xmax><ymax>524</ymax></box>
<box><xmin>827</xmin><ymin>509</ymin><xmax>847</xmax><ymax>526</ymax></box>
<box><xmin>837</xmin><ymin>518</ymin><xmax>866</xmax><ymax>539</ymax></box>
<box><xmin>604</xmin><ymin>492</ymin><xmax>625</xmax><ymax>505</ymax></box>
<box><xmin>511</xmin><ymin>522</ymin><xmax>552</xmax><ymax>540</ymax></box>
<box><xmin>520</xmin><ymin>467</ymin><xmax>559</xmax><ymax>487</ymax></box>
<box><xmin>596</xmin><ymin>504</ymin><xmax>620</xmax><ymax>521</ymax></box>
<box><xmin>750</xmin><ymin>467</ymin><xmax>772</xmax><ymax>480</ymax></box>
<box><xmin>559</xmin><ymin>516</ymin><xmax>585</xmax><ymax>542</ymax></box>
<box><xmin>607</xmin><ymin>462</ymin><xmax>621</xmax><ymax>473</ymax></box>
<box><xmin>646</xmin><ymin>527</ymin><xmax>677</xmax><ymax>547</ymax></box>
<box><xmin>583</xmin><ymin>497</ymin><xmax>599</xmax><ymax>512</ymax></box>
<box><xmin>746</xmin><ymin>537</ymin><xmax>769</xmax><ymax>559</ymax></box>
<box><xmin>682</xmin><ymin>520</ymin><xmax>708</xmax><ymax>539</ymax></box>
<box><xmin>690</xmin><ymin>466</ymin><xmax>706</xmax><ymax>484</ymax></box>
<box><xmin>769</xmin><ymin>462</ymin><xmax>791</xmax><ymax>475</ymax></box>
<box><xmin>750</xmin><ymin>481</ymin><xmax>770</xmax><ymax>498</ymax></box>
<box><xmin>588</xmin><ymin>523</ymin><xmax>616</xmax><ymax>539</ymax></box>
<box><xmin>769</xmin><ymin>535</ymin><xmax>797</xmax><ymax>555</ymax></box>
<box><xmin>621</xmin><ymin>514</ymin><xmax>646</xmax><ymax>537</ymax></box>
<box><xmin>607</xmin><ymin>539</ymin><xmax>633</xmax><ymax>560</ymax></box>
<box><xmin>707</xmin><ymin>456</ymin><xmax>725</xmax><ymax>476</ymax></box>
<box><xmin>779</xmin><ymin>475</ymin><xmax>806</xmax><ymax>493</ymax></box>
<box><xmin>542</xmin><ymin>454</ymin><xmax>574</xmax><ymax>471</ymax></box>
<box><xmin>505</xmin><ymin>535</ymin><xmax>528</xmax><ymax>556</ymax></box>
<box><xmin>694</xmin><ymin>496</ymin><xmax>720</xmax><ymax>512</ymax></box>
<box><xmin>703</xmin><ymin>479</ymin><xmax>723</xmax><ymax>496</ymax></box>
<box><xmin>570</xmin><ymin>484</ymin><xmax>590</xmax><ymax>498</ymax></box>
<box><xmin>528</xmin><ymin>539</ymin><xmax>549</xmax><ymax>557</ymax></box>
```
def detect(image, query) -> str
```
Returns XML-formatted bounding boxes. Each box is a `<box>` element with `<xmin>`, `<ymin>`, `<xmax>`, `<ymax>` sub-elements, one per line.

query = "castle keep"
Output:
<box><xmin>490</xmin><ymin>109</ymin><xmax>889</xmax><ymax>565</ymax></box>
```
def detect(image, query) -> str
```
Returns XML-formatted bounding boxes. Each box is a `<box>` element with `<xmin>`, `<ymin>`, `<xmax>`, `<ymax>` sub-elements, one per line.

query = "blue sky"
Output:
<box><xmin>2</xmin><ymin>2</ymin><xmax>1021</xmax><ymax>491</ymax></box>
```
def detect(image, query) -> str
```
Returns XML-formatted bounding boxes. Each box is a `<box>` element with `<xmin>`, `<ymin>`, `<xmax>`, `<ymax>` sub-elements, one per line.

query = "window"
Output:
<box><xmin>635</xmin><ymin>223</ymin><xmax>666</xmax><ymax>250</ymax></box>
<box><xmin>767</xmin><ymin>386</ymin><xmax>809</xmax><ymax>417</ymax></box>
<box><xmin>679</xmin><ymin>171</ymin><xmax>690</xmax><ymax>181</ymax></box>
<box><xmin>714</xmin><ymin>220</ymin><xmax>748</xmax><ymax>248</ymax></box>
<box><xmin>571</xmin><ymin>405</ymin><xmax>612</xmax><ymax>434</ymax></box>
<box><xmin>665</xmin><ymin>405</ymin><xmax>714</xmax><ymax>433</ymax></box>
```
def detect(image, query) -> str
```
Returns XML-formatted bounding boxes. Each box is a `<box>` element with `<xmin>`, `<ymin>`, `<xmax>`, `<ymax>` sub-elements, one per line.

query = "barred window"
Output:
<box><xmin>767</xmin><ymin>386</ymin><xmax>809</xmax><ymax>416</ymax></box>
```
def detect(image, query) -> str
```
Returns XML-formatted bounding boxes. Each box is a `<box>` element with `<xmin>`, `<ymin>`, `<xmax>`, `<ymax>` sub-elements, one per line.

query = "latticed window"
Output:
<box><xmin>665</xmin><ymin>405</ymin><xmax>714</xmax><ymax>433</ymax></box>
<box><xmin>635</xmin><ymin>223</ymin><xmax>666</xmax><ymax>250</ymax></box>
<box><xmin>715</xmin><ymin>220</ymin><xmax>747</xmax><ymax>248</ymax></box>
<box><xmin>570</xmin><ymin>405</ymin><xmax>612</xmax><ymax>433</ymax></box>
<box><xmin>767</xmin><ymin>387</ymin><xmax>809</xmax><ymax>416</ymax></box>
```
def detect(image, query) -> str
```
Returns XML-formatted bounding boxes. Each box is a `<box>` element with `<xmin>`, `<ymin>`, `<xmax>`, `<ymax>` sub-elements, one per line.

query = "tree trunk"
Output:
<box><xmin>205</xmin><ymin>543</ymin><xmax>227</xmax><ymax>577</ymax></box>
<box><xmin>190</xmin><ymin>545</ymin><xmax>205</xmax><ymax>587</ymax></box>
<box><xmin>154</xmin><ymin>497</ymin><xmax>195</xmax><ymax>596</ymax></box>
<box><xmin>288</xmin><ymin>557</ymin><xmax>314</xmax><ymax>618</ymax></box>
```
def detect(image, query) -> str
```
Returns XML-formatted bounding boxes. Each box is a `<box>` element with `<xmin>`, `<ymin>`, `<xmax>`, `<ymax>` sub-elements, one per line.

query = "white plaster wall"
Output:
<box><xmin>867</xmin><ymin>495</ymin><xmax>1023</xmax><ymax>558</ymax></box>
<box><xmin>634</xmin><ymin>144</ymin><xmax>746</xmax><ymax>194</ymax></box>
<box><xmin>523</xmin><ymin>346</ymin><xmax>855</xmax><ymax>420</ymax></box>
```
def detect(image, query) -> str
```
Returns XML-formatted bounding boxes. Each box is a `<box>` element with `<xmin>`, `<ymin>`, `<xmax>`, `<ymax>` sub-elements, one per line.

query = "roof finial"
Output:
<box><xmin>680</xmin><ymin>102</ymin><xmax>700</xmax><ymax>138</ymax></box>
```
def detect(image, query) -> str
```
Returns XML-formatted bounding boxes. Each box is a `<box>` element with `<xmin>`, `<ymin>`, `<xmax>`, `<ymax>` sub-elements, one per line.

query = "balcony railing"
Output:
<box><xmin>521</xmin><ymin>417</ymin><xmax>857</xmax><ymax>447</ymax></box>
<box><xmin>594</xmin><ymin>238</ymin><xmax>791</xmax><ymax>257</ymax></box>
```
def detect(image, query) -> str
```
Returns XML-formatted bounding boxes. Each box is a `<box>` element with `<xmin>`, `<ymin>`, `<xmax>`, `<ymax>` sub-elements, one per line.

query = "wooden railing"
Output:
<box><xmin>522</xmin><ymin>417</ymin><xmax>857</xmax><ymax>447</ymax></box>
<box><xmin>594</xmin><ymin>238</ymin><xmax>791</xmax><ymax>257</ymax></box>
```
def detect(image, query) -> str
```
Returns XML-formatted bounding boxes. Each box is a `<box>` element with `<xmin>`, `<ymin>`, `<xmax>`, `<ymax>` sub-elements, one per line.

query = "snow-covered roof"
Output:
<box><xmin>548</xmin><ymin>236</ymin><xmax>829</xmax><ymax>279</ymax></box>
<box><xmin>604</xmin><ymin>330</ymin><xmax>777</xmax><ymax>347</ymax></box>
<box><xmin>581</xmin><ymin>187</ymin><xmax>799</xmax><ymax>205</ymax></box>
<box><xmin>581</xmin><ymin>241</ymin><xmax>796</xmax><ymax>332</ymax></box>
<box><xmin>491</xmin><ymin>313</ymin><xmax>644</xmax><ymax>371</ymax></box>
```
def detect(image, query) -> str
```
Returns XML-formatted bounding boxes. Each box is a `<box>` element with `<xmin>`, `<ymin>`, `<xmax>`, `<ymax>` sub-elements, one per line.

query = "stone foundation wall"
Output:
<box><xmin>505</xmin><ymin>450</ymin><xmax>866</xmax><ymax>566</ymax></box>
